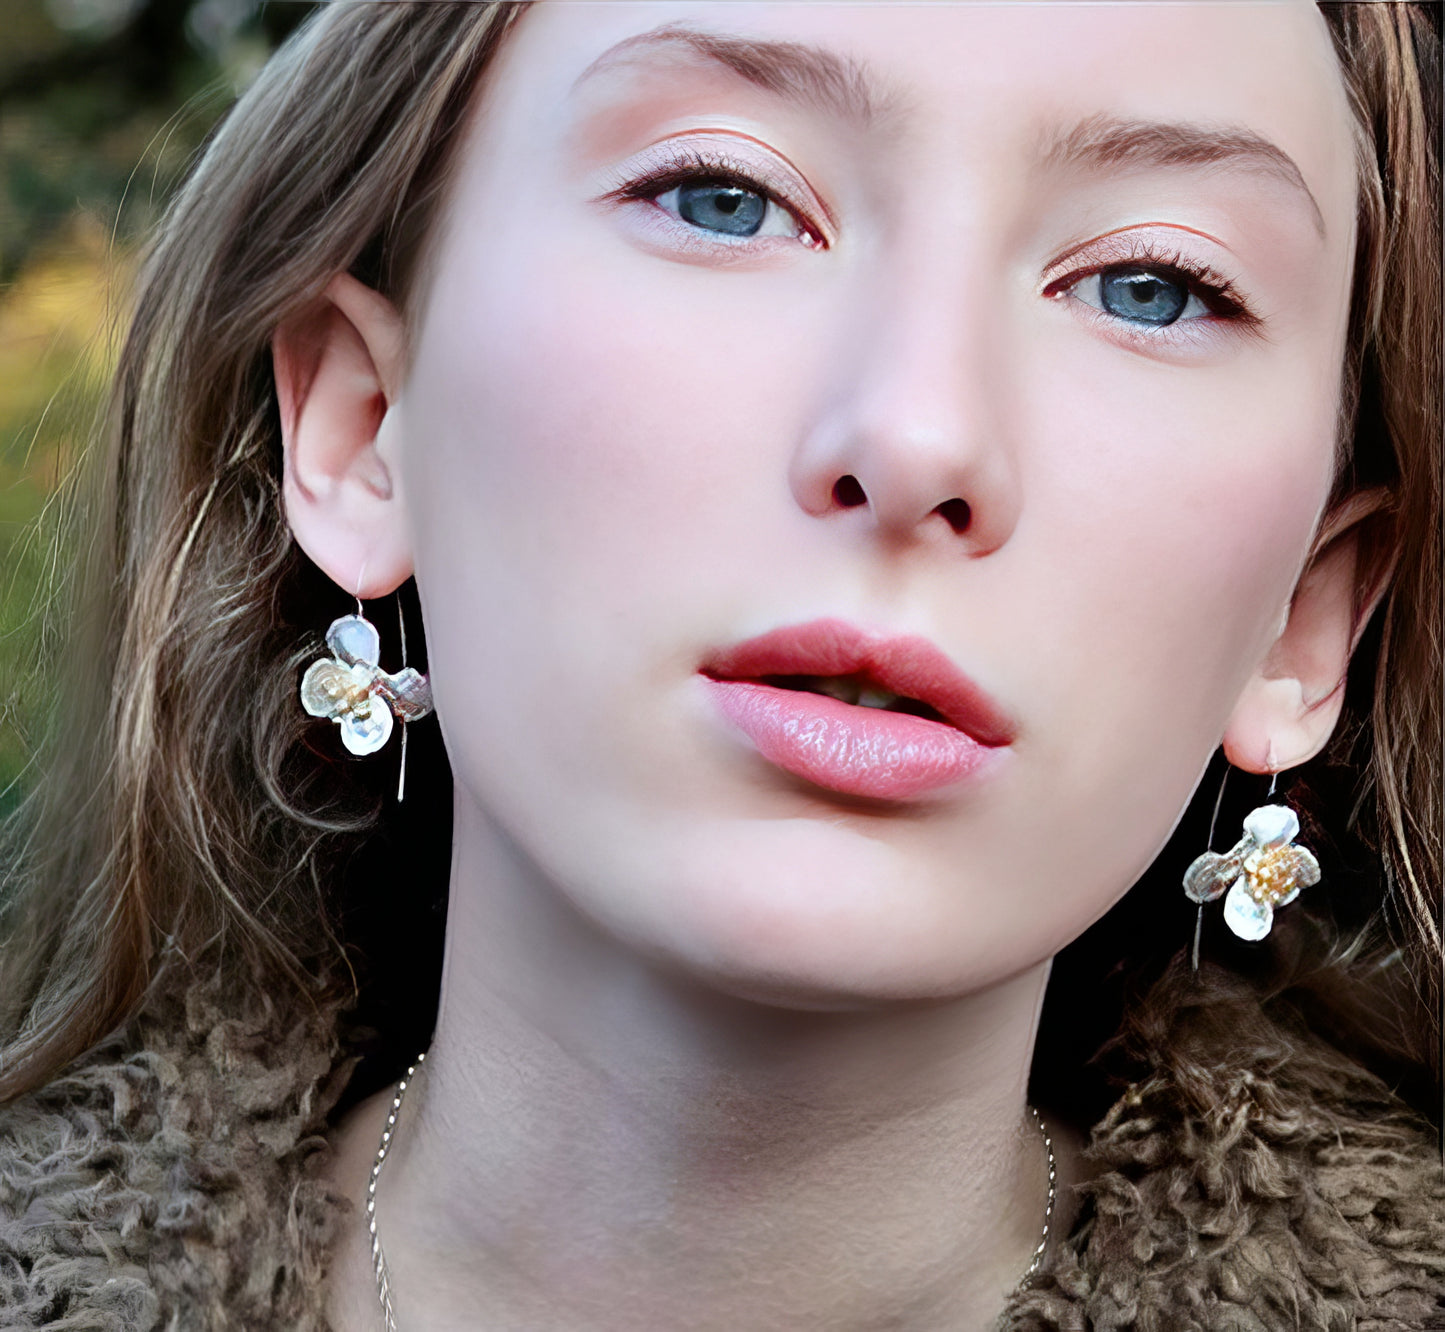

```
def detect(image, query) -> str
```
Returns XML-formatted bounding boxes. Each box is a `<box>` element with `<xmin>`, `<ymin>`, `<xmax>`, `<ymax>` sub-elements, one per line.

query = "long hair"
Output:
<box><xmin>0</xmin><ymin>2</ymin><xmax>1439</xmax><ymax>1112</ymax></box>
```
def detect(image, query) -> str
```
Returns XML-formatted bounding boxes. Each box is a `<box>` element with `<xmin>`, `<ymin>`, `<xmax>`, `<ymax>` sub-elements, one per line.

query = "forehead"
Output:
<box><xmin>480</xmin><ymin>0</ymin><xmax>1357</xmax><ymax>237</ymax></box>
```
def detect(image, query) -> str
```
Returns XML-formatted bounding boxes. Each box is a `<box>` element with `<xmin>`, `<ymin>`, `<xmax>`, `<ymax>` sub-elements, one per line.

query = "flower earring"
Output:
<box><xmin>1183</xmin><ymin>765</ymin><xmax>1321</xmax><ymax>955</ymax></box>
<box><xmin>300</xmin><ymin>594</ymin><xmax>433</xmax><ymax>799</ymax></box>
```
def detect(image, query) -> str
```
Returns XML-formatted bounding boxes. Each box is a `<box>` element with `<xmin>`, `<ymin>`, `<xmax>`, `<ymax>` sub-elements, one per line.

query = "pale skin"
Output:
<box><xmin>273</xmin><ymin>2</ymin><xmax>1384</xmax><ymax>1327</ymax></box>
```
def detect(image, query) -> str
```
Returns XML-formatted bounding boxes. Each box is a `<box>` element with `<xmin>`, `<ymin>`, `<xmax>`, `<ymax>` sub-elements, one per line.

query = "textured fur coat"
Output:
<box><xmin>1</xmin><ymin>966</ymin><xmax>1442</xmax><ymax>1331</ymax></box>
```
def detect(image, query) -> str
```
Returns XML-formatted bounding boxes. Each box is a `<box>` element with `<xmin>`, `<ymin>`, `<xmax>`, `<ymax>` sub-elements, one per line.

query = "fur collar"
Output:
<box><xmin>1</xmin><ymin>967</ymin><xmax>1441</xmax><ymax>1331</ymax></box>
<box><xmin>1003</xmin><ymin>970</ymin><xmax>1445</xmax><ymax>1330</ymax></box>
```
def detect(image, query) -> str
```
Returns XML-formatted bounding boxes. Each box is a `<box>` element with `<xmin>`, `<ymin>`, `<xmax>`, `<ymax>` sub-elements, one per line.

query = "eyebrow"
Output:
<box><xmin>570</xmin><ymin>22</ymin><xmax>905</xmax><ymax>130</ymax></box>
<box><xmin>1041</xmin><ymin>112</ymin><xmax>1326</xmax><ymax>239</ymax></box>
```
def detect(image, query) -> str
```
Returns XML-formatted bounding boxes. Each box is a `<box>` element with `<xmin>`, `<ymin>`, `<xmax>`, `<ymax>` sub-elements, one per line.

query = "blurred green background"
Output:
<box><xmin>0</xmin><ymin>0</ymin><xmax>315</xmax><ymax>812</ymax></box>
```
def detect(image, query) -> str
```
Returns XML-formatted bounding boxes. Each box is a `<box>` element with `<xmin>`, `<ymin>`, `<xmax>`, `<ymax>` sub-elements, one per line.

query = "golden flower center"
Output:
<box><xmin>344</xmin><ymin>682</ymin><xmax>374</xmax><ymax>715</ymax></box>
<box><xmin>1245</xmin><ymin>846</ymin><xmax>1304</xmax><ymax>905</ymax></box>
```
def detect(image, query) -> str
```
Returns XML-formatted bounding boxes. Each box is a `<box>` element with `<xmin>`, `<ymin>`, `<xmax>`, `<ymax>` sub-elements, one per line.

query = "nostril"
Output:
<box><xmin>935</xmin><ymin>498</ymin><xmax>972</xmax><ymax>534</ymax></box>
<box><xmin>832</xmin><ymin>475</ymin><xmax>867</xmax><ymax>509</ymax></box>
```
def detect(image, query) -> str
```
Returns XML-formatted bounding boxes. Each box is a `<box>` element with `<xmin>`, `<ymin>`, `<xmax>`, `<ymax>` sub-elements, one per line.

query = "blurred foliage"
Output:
<box><xmin>0</xmin><ymin>0</ymin><xmax>316</xmax><ymax>811</ymax></box>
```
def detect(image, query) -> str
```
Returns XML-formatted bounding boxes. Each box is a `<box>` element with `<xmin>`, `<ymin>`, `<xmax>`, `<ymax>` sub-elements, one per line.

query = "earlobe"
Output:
<box><xmin>1222</xmin><ymin>489</ymin><xmax>1394</xmax><ymax>775</ymax></box>
<box><xmin>274</xmin><ymin>273</ymin><xmax>414</xmax><ymax>599</ymax></box>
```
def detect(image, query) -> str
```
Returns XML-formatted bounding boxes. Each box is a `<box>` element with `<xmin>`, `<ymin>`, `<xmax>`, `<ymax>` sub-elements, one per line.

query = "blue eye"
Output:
<box><xmin>1065</xmin><ymin>263</ymin><xmax>1214</xmax><ymax>328</ymax></box>
<box><xmin>1099</xmin><ymin>267</ymin><xmax>1190</xmax><ymax>325</ymax></box>
<box><xmin>1045</xmin><ymin>242</ymin><xmax>1262</xmax><ymax>341</ymax></box>
<box><xmin>674</xmin><ymin>179</ymin><xmax>769</xmax><ymax>237</ymax></box>
<box><xmin>611</xmin><ymin>148</ymin><xmax>824</xmax><ymax>248</ymax></box>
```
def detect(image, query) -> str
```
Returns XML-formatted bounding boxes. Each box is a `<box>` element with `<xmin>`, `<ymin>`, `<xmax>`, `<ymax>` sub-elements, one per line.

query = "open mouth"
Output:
<box><xmin>698</xmin><ymin>617</ymin><xmax>1014</xmax><ymax>800</ymax></box>
<box><xmin>697</xmin><ymin>615</ymin><xmax>1015</xmax><ymax>749</ymax></box>
<box><xmin>757</xmin><ymin>673</ymin><xmax>952</xmax><ymax>726</ymax></box>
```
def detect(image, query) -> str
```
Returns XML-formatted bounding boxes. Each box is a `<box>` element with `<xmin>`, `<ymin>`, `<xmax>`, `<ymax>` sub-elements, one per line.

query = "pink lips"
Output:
<box><xmin>699</xmin><ymin>618</ymin><xmax>1014</xmax><ymax>800</ymax></box>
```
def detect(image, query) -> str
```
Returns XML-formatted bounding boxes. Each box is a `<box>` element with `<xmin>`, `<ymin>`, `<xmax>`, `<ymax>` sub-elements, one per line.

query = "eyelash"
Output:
<box><xmin>611</xmin><ymin>148</ymin><xmax>1261</xmax><ymax>334</ymax></box>
<box><xmin>1042</xmin><ymin>239</ymin><xmax>1261</xmax><ymax>334</ymax></box>
<box><xmin>609</xmin><ymin>146</ymin><xmax>826</xmax><ymax>248</ymax></box>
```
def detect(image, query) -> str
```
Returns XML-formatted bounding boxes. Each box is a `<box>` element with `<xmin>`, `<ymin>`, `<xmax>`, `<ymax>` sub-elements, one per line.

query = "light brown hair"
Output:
<box><xmin>0</xmin><ymin>1</ymin><xmax>1439</xmax><ymax>1109</ymax></box>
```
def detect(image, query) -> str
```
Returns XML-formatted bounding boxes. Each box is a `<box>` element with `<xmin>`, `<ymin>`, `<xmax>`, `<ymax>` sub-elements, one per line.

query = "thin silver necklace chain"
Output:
<box><xmin>367</xmin><ymin>1051</ymin><xmax>1057</xmax><ymax>1331</ymax></box>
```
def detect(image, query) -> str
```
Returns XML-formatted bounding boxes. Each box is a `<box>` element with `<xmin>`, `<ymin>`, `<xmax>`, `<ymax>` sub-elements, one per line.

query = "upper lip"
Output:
<box><xmin>700</xmin><ymin>618</ymin><xmax>1016</xmax><ymax>747</ymax></box>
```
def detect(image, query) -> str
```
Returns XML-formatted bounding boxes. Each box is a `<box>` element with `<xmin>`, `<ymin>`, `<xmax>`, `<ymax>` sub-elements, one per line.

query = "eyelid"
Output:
<box><xmin>601</xmin><ymin>137</ymin><xmax>831</xmax><ymax>247</ymax></box>
<box><xmin>1042</xmin><ymin>229</ymin><xmax>1265</xmax><ymax>343</ymax></box>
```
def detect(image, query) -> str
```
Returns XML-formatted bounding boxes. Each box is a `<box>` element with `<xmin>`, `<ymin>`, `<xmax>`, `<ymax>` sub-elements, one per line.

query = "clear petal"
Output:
<box><xmin>340</xmin><ymin>698</ymin><xmax>393</xmax><ymax>755</ymax></box>
<box><xmin>1183</xmin><ymin>850</ymin><xmax>1239</xmax><ymax>904</ymax></box>
<box><xmin>1222</xmin><ymin>877</ymin><xmax>1273</xmax><ymax>942</ymax></box>
<box><xmin>1242</xmin><ymin>804</ymin><xmax>1299</xmax><ymax>849</ymax></box>
<box><xmin>300</xmin><ymin>659</ymin><xmax>356</xmax><ymax>719</ymax></box>
<box><xmin>1291</xmin><ymin>844</ymin><xmax>1321</xmax><ymax>888</ymax></box>
<box><xmin>374</xmin><ymin>667</ymin><xmax>433</xmax><ymax>722</ymax></box>
<box><xmin>327</xmin><ymin>615</ymin><xmax>382</xmax><ymax>668</ymax></box>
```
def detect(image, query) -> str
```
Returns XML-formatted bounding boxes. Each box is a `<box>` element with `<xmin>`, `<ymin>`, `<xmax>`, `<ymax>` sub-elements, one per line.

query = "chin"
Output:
<box><xmin>598</xmin><ymin>816</ymin><xmax>1039</xmax><ymax>1012</ymax></box>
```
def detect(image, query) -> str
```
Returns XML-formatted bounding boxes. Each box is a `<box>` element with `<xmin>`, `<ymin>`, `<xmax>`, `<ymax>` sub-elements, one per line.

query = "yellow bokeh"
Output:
<box><xmin>0</xmin><ymin>213</ymin><xmax>137</xmax><ymax>802</ymax></box>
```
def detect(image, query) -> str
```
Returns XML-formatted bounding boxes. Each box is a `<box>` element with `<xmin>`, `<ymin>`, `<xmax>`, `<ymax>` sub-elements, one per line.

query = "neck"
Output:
<box><xmin>377</xmin><ymin>796</ymin><xmax>1055</xmax><ymax>1331</ymax></box>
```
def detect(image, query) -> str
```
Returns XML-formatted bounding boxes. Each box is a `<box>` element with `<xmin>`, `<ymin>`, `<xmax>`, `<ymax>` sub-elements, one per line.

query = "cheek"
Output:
<box><xmin>400</xmin><ymin>197</ymin><xmax>818</xmax><ymax>815</ymax></box>
<box><xmin>408</xmin><ymin>204</ymin><xmax>800</xmax><ymax>570</ymax></box>
<box><xmin>994</xmin><ymin>317</ymin><xmax>1339</xmax><ymax>889</ymax></box>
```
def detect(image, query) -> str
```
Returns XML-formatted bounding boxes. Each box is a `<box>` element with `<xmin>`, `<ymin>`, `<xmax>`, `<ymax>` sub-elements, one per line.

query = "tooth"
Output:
<box><xmin>858</xmin><ymin>686</ymin><xmax>901</xmax><ymax>709</ymax></box>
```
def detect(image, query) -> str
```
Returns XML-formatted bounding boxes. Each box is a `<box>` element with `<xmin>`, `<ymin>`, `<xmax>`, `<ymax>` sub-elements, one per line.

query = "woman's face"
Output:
<box><xmin>391</xmin><ymin>0</ymin><xmax>1359</xmax><ymax>1005</ymax></box>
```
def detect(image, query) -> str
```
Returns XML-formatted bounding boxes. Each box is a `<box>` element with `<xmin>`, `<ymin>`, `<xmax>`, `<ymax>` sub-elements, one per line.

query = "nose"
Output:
<box><xmin>788</xmin><ymin>259</ymin><xmax>1021</xmax><ymax>557</ymax></box>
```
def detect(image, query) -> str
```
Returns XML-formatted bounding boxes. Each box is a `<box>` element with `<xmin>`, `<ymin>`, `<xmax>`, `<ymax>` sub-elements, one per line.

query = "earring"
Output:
<box><xmin>1183</xmin><ymin>767</ymin><xmax>1321</xmax><ymax>947</ymax></box>
<box><xmin>300</xmin><ymin>594</ymin><xmax>433</xmax><ymax>799</ymax></box>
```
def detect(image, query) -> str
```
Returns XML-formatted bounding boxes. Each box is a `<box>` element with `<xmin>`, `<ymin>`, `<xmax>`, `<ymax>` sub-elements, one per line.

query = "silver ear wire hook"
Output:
<box><xmin>356</xmin><ymin>560</ymin><xmax>411</xmax><ymax>803</ymax></box>
<box><xmin>1193</xmin><ymin>762</ymin><xmax>1231</xmax><ymax>973</ymax></box>
<box><xmin>397</xmin><ymin>592</ymin><xmax>410</xmax><ymax>804</ymax></box>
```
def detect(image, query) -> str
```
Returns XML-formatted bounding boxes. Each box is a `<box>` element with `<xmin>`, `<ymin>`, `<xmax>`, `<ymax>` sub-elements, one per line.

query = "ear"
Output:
<box><xmin>274</xmin><ymin>273</ymin><xmax>413</xmax><ymax>599</ymax></box>
<box><xmin>1222</xmin><ymin>488</ymin><xmax>1395</xmax><ymax>774</ymax></box>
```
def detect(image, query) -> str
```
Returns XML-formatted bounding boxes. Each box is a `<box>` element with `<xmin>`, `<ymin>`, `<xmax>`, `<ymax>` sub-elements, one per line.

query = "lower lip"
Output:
<box><xmin>702</xmin><ymin>678</ymin><xmax>1002</xmax><ymax>800</ymax></box>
